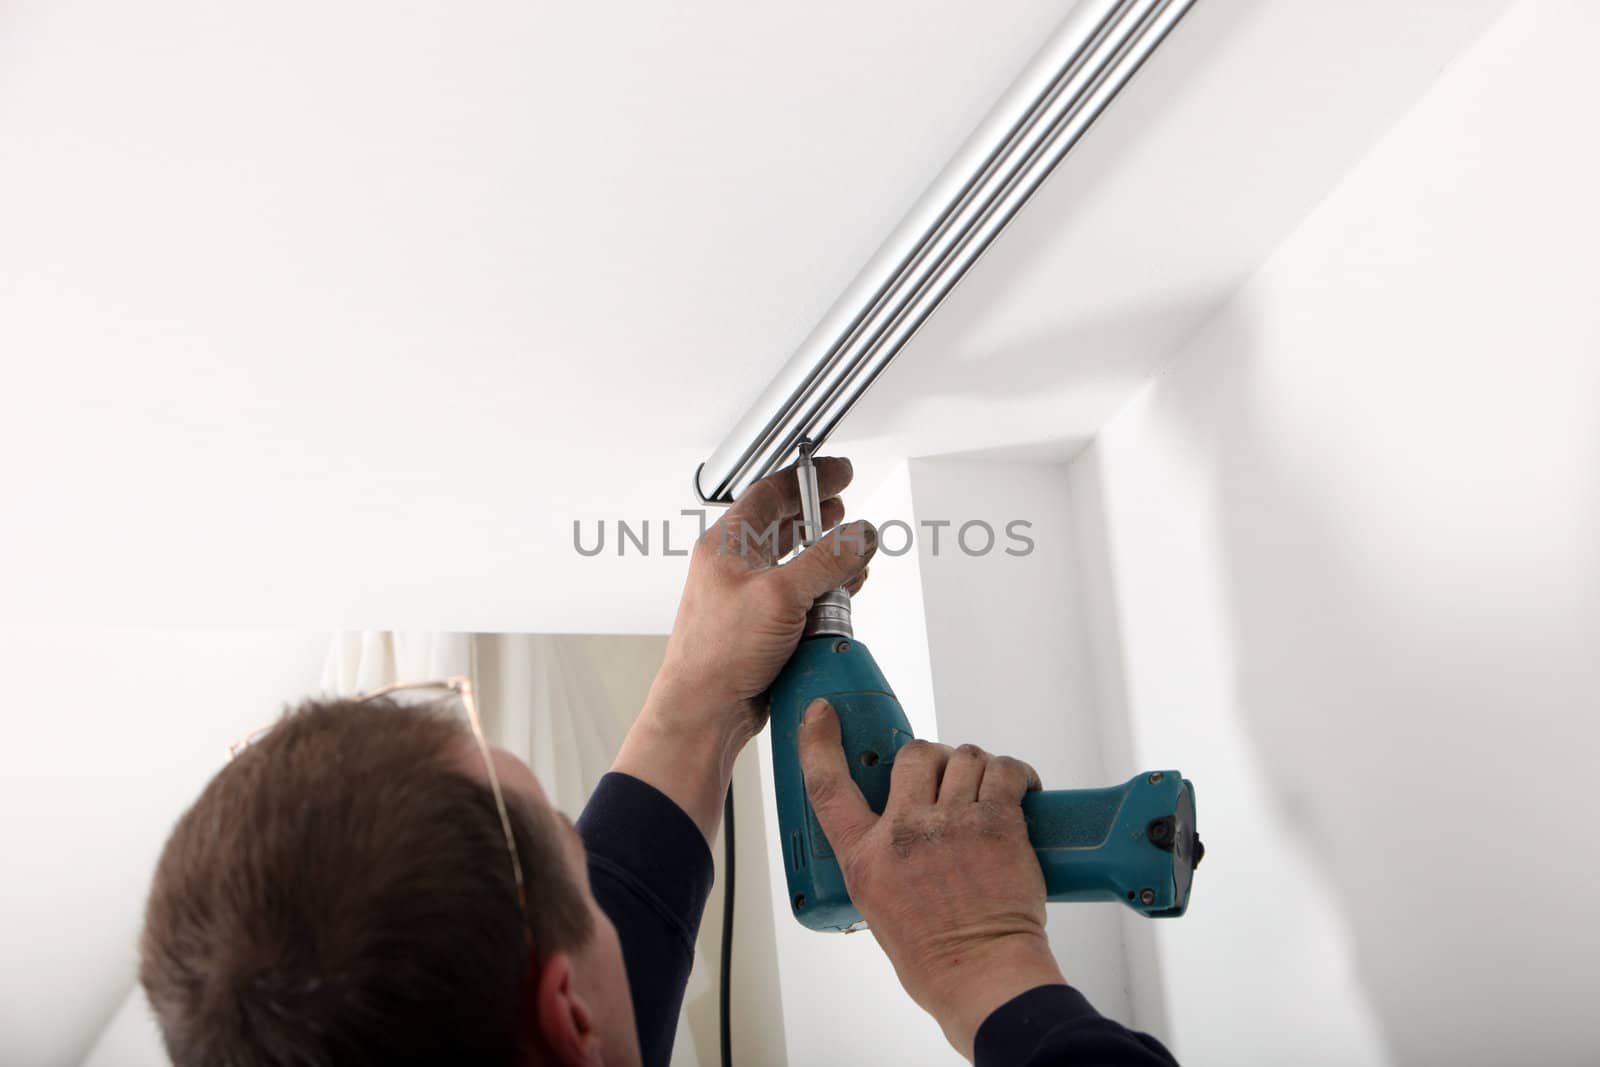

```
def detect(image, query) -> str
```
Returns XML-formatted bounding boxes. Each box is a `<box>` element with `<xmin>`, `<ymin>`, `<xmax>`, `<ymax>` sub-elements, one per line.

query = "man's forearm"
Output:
<box><xmin>609</xmin><ymin>672</ymin><xmax>747</xmax><ymax>844</ymax></box>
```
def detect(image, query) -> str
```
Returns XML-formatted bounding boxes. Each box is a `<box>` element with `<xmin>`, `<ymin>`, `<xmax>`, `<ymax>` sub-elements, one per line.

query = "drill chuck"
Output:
<box><xmin>804</xmin><ymin>589</ymin><xmax>853</xmax><ymax>639</ymax></box>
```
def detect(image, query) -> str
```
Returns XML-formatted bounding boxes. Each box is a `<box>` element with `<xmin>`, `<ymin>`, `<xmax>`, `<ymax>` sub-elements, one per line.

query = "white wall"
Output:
<box><xmin>1071</xmin><ymin>2</ymin><xmax>1600</xmax><ymax>1063</ymax></box>
<box><xmin>1</xmin><ymin>627</ymin><xmax>332</xmax><ymax>1067</ymax></box>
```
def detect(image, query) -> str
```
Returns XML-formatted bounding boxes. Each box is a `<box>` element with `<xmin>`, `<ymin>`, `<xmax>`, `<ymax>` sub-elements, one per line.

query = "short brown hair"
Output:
<box><xmin>140</xmin><ymin>696</ymin><xmax>592</xmax><ymax>1066</ymax></box>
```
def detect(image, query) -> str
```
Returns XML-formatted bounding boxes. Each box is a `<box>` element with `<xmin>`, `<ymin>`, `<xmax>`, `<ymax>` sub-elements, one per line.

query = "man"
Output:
<box><xmin>141</xmin><ymin>458</ymin><xmax>1177</xmax><ymax>1066</ymax></box>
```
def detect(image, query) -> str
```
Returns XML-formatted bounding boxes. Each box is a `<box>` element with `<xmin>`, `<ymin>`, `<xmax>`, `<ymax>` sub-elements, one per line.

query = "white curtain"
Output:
<box><xmin>319</xmin><ymin>630</ymin><xmax>625</xmax><ymax>817</ymax></box>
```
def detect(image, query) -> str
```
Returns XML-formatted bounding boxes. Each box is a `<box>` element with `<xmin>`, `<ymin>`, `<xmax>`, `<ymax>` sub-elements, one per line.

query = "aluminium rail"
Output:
<box><xmin>695</xmin><ymin>0</ymin><xmax>1197</xmax><ymax>505</ymax></box>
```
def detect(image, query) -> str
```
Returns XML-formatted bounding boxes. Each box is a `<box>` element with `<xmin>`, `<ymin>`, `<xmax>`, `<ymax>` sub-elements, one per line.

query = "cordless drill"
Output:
<box><xmin>768</xmin><ymin>446</ymin><xmax>1204</xmax><ymax>932</ymax></box>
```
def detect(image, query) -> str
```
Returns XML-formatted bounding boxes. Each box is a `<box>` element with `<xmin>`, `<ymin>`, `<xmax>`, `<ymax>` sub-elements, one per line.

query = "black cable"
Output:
<box><xmin>720</xmin><ymin>787</ymin><xmax>736</xmax><ymax>1067</ymax></box>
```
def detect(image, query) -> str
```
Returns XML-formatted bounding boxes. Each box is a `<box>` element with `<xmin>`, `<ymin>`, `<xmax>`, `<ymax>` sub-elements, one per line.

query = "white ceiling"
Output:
<box><xmin>0</xmin><ymin>0</ymin><xmax>1510</xmax><ymax>636</ymax></box>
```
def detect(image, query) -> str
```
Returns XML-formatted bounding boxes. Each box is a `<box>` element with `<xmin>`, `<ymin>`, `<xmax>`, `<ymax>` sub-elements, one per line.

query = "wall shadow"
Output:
<box><xmin>1068</xmin><ymin>304</ymin><xmax>1400</xmax><ymax>1065</ymax></box>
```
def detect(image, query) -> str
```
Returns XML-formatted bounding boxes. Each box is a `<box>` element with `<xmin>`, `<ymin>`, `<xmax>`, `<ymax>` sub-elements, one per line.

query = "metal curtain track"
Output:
<box><xmin>695</xmin><ymin>0</ymin><xmax>1196</xmax><ymax>505</ymax></box>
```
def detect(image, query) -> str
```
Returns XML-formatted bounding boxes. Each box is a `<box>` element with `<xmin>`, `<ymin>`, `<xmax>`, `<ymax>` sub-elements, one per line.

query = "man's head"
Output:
<box><xmin>140</xmin><ymin>696</ymin><xmax>639</xmax><ymax>1066</ymax></box>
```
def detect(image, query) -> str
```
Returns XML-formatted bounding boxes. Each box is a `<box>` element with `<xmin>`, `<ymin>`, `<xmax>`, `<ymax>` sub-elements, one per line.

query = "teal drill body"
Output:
<box><xmin>769</xmin><ymin>633</ymin><xmax>1202</xmax><ymax>932</ymax></box>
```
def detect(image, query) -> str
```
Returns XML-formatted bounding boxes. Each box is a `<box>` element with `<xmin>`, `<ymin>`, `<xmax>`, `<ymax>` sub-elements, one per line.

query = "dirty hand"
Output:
<box><xmin>799</xmin><ymin>699</ymin><xmax>1064</xmax><ymax>1060</ymax></box>
<box><xmin>615</xmin><ymin>458</ymin><xmax>876</xmax><ymax>842</ymax></box>
<box><xmin>651</xmin><ymin>455</ymin><xmax>877</xmax><ymax>748</ymax></box>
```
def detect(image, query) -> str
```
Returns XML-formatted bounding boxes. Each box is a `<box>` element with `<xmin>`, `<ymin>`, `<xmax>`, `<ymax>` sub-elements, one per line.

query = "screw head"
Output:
<box><xmin>794</xmin><ymin>893</ymin><xmax>807</xmax><ymax>910</ymax></box>
<box><xmin>833</xmin><ymin>640</ymin><xmax>851</xmax><ymax>653</ymax></box>
<box><xmin>1139</xmin><ymin>888</ymin><xmax>1156</xmax><ymax>905</ymax></box>
<box><xmin>1148</xmin><ymin>772</ymin><xmax>1164</xmax><ymax>784</ymax></box>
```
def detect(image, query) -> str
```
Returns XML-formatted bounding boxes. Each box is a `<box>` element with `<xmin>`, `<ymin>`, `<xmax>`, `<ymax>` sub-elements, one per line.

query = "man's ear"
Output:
<box><xmin>534</xmin><ymin>950</ymin><xmax>599</xmax><ymax>1066</ymax></box>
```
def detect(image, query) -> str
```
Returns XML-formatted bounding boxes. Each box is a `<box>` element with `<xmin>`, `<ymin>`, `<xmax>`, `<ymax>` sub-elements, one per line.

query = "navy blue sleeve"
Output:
<box><xmin>576</xmin><ymin>772</ymin><xmax>714</xmax><ymax>1067</ymax></box>
<box><xmin>975</xmin><ymin>985</ymin><xmax>1179</xmax><ymax>1067</ymax></box>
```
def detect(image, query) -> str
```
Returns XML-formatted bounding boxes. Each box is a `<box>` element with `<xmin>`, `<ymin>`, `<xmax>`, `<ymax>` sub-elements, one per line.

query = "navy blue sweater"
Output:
<box><xmin>578</xmin><ymin>773</ymin><xmax>1177</xmax><ymax>1067</ymax></box>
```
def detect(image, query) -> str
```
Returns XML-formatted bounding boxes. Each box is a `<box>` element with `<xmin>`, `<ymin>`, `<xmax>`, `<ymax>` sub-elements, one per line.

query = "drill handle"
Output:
<box><xmin>1023</xmin><ymin>774</ymin><xmax>1198</xmax><ymax>915</ymax></box>
<box><xmin>769</xmin><ymin>635</ymin><xmax>1199</xmax><ymax>930</ymax></box>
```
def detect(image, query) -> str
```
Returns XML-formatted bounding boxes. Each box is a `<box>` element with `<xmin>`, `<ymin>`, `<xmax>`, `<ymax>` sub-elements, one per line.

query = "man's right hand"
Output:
<box><xmin>798</xmin><ymin>698</ymin><xmax>1068</xmax><ymax>1062</ymax></box>
<box><xmin>615</xmin><ymin>456</ymin><xmax>875</xmax><ymax>844</ymax></box>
